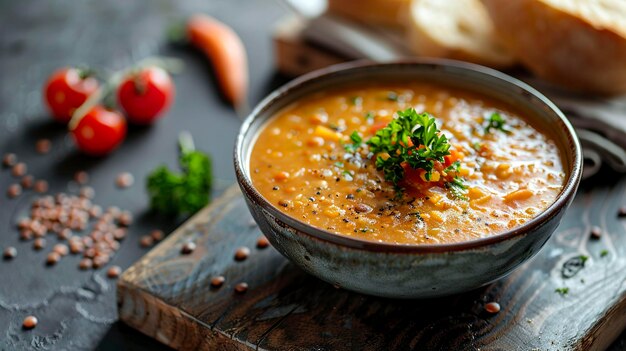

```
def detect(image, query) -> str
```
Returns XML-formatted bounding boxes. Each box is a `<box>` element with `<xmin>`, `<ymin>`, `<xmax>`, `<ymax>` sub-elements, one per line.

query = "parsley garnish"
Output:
<box><xmin>484</xmin><ymin>112</ymin><xmax>511</xmax><ymax>134</ymax></box>
<box><xmin>444</xmin><ymin>160</ymin><xmax>461</xmax><ymax>173</ymax></box>
<box><xmin>344</xmin><ymin>131</ymin><xmax>363</xmax><ymax>153</ymax></box>
<box><xmin>365</xmin><ymin>111</ymin><xmax>375</xmax><ymax>121</ymax></box>
<box><xmin>366</xmin><ymin>108</ymin><xmax>451</xmax><ymax>186</ymax></box>
<box><xmin>555</xmin><ymin>287</ymin><xmax>569</xmax><ymax>296</ymax></box>
<box><xmin>600</xmin><ymin>250</ymin><xmax>609</xmax><ymax>257</ymax></box>
<box><xmin>146</xmin><ymin>132</ymin><xmax>213</xmax><ymax>217</ymax></box>
<box><xmin>445</xmin><ymin>177</ymin><xmax>468</xmax><ymax>200</ymax></box>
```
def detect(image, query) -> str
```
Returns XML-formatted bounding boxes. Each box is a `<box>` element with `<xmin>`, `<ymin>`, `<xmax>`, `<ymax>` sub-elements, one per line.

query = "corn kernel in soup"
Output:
<box><xmin>250</xmin><ymin>84</ymin><xmax>565</xmax><ymax>245</ymax></box>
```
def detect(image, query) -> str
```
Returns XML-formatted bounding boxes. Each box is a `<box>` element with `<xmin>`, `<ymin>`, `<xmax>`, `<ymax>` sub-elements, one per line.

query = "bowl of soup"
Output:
<box><xmin>234</xmin><ymin>60</ymin><xmax>582</xmax><ymax>298</ymax></box>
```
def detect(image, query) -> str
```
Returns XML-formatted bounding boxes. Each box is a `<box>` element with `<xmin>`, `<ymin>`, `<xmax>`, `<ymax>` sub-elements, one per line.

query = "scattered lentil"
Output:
<box><xmin>210</xmin><ymin>275</ymin><xmax>225</xmax><ymax>288</ymax></box>
<box><xmin>33</xmin><ymin>238</ymin><xmax>46</xmax><ymax>250</ymax></box>
<box><xmin>256</xmin><ymin>236</ymin><xmax>270</xmax><ymax>249</ymax></box>
<box><xmin>35</xmin><ymin>139</ymin><xmax>51</xmax><ymax>154</ymax></box>
<box><xmin>21</xmin><ymin>175</ymin><xmax>34</xmax><ymax>189</ymax></box>
<box><xmin>69</xmin><ymin>241</ymin><xmax>84</xmax><ymax>254</ymax></box>
<box><xmin>485</xmin><ymin>302</ymin><xmax>501</xmax><ymax>314</ymax></box>
<box><xmin>19</xmin><ymin>230</ymin><xmax>33</xmax><ymax>241</ymax></box>
<box><xmin>22</xmin><ymin>316</ymin><xmax>38</xmax><ymax>329</ymax></box>
<box><xmin>115</xmin><ymin>172</ymin><xmax>134</xmax><ymax>188</ymax></box>
<box><xmin>118</xmin><ymin>211</ymin><xmax>133</xmax><ymax>226</ymax></box>
<box><xmin>12</xmin><ymin>162</ymin><xmax>27</xmax><ymax>177</ymax></box>
<box><xmin>590</xmin><ymin>226</ymin><xmax>602</xmax><ymax>239</ymax></box>
<box><xmin>234</xmin><ymin>282</ymin><xmax>248</xmax><ymax>293</ymax></box>
<box><xmin>107</xmin><ymin>265</ymin><xmax>122</xmax><ymax>278</ymax></box>
<box><xmin>46</xmin><ymin>252</ymin><xmax>61</xmax><ymax>265</ymax></box>
<box><xmin>3</xmin><ymin>153</ymin><xmax>17</xmax><ymax>167</ymax></box>
<box><xmin>3</xmin><ymin>246</ymin><xmax>17</xmax><ymax>259</ymax></box>
<box><xmin>181</xmin><ymin>241</ymin><xmax>196</xmax><ymax>254</ymax></box>
<box><xmin>139</xmin><ymin>235</ymin><xmax>154</xmax><ymax>248</ymax></box>
<box><xmin>7</xmin><ymin>184</ymin><xmax>22</xmax><ymax>198</ymax></box>
<box><xmin>34</xmin><ymin>180</ymin><xmax>48</xmax><ymax>193</ymax></box>
<box><xmin>79</xmin><ymin>258</ymin><xmax>93</xmax><ymax>270</ymax></box>
<box><xmin>234</xmin><ymin>247</ymin><xmax>250</xmax><ymax>261</ymax></box>
<box><xmin>93</xmin><ymin>255</ymin><xmax>109</xmax><ymax>268</ymax></box>
<box><xmin>150</xmin><ymin>230</ymin><xmax>164</xmax><ymax>242</ymax></box>
<box><xmin>74</xmin><ymin>171</ymin><xmax>89</xmax><ymax>184</ymax></box>
<box><xmin>53</xmin><ymin>244</ymin><xmax>69</xmax><ymax>256</ymax></box>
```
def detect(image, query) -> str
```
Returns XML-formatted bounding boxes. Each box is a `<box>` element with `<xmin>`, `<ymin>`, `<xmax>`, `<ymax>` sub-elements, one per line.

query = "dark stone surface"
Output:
<box><xmin>0</xmin><ymin>0</ymin><xmax>287</xmax><ymax>349</ymax></box>
<box><xmin>0</xmin><ymin>0</ymin><xmax>624</xmax><ymax>350</ymax></box>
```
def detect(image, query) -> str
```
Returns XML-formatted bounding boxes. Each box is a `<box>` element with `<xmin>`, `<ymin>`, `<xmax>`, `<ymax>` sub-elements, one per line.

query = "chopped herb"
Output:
<box><xmin>444</xmin><ymin>160</ymin><xmax>461</xmax><ymax>173</ymax></box>
<box><xmin>359</xmin><ymin>228</ymin><xmax>369</xmax><ymax>233</ymax></box>
<box><xmin>349</xmin><ymin>96</ymin><xmax>363</xmax><ymax>106</ymax></box>
<box><xmin>365</xmin><ymin>111</ymin><xmax>375</xmax><ymax>120</ymax></box>
<box><xmin>344</xmin><ymin>131</ymin><xmax>363</xmax><ymax>153</ymax></box>
<box><xmin>555</xmin><ymin>287</ymin><xmax>569</xmax><ymax>296</ymax></box>
<box><xmin>579</xmin><ymin>255</ymin><xmax>589</xmax><ymax>264</ymax></box>
<box><xmin>445</xmin><ymin>177</ymin><xmax>468</xmax><ymax>200</ymax></box>
<box><xmin>367</xmin><ymin>108</ymin><xmax>452</xmax><ymax>187</ymax></box>
<box><xmin>342</xmin><ymin>170</ymin><xmax>354</xmax><ymax>181</ymax></box>
<box><xmin>146</xmin><ymin>132</ymin><xmax>213</xmax><ymax>217</ymax></box>
<box><xmin>334</xmin><ymin>162</ymin><xmax>344</xmax><ymax>168</ymax></box>
<box><xmin>485</xmin><ymin>112</ymin><xmax>511</xmax><ymax>134</ymax></box>
<box><xmin>600</xmin><ymin>250</ymin><xmax>609</xmax><ymax>257</ymax></box>
<box><xmin>472</xmin><ymin>142</ymin><xmax>482</xmax><ymax>150</ymax></box>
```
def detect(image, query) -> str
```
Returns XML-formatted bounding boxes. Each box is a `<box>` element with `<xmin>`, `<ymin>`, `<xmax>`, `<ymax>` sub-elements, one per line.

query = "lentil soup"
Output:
<box><xmin>249</xmin><ymin>83</ymin><xmax>564</xmax><ymax>245</ymax></box>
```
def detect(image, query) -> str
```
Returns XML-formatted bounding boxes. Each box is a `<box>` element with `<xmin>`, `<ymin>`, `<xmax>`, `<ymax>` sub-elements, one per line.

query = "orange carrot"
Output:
<box><xmin>187</xmin><ymin>14</ymin><xmax>248</xmax><ymax>108</ymax></box>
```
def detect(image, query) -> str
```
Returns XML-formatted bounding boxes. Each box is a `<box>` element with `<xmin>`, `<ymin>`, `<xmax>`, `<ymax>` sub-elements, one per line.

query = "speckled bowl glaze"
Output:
<box><xmin>234</xmin><ymin>60</ymin><xmax>582</xmax><ymax>299</ymax></box>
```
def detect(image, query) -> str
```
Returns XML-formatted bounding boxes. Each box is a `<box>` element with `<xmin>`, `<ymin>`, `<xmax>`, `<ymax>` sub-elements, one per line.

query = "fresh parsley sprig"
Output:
<box><xmin>146</xmin><ymin>132</ymin><xmax>213</xmax><ymax>217</ymax></box>
<box><xmin>366</xmin><ymin>108</ymin><xmax>451</xmax><ymax>185</ymax></box>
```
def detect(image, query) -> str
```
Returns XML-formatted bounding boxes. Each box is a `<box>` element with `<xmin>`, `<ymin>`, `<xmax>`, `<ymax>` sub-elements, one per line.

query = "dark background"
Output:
<box><xmin>0</xmin><ymin>0</ymin><xmax>624</xmax><ymax>350</ymax></box>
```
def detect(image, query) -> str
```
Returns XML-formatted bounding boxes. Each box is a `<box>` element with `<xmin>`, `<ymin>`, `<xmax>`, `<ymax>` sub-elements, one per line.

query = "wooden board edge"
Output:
<box><xmin>117</xmin><ymin>279</ymin><xmax>251</xmax><ymax>351</ymax></box>
<box><xmin>584</xmin><ymin>293</ymin><xmax>626</xmax><ymax>351</ymax></box>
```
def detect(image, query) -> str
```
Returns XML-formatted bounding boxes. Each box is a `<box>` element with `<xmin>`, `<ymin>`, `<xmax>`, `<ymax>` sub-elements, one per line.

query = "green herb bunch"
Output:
<box><xmin>147</xmin><ymin>132</ymin><xmax>213</xmax><ymax>217</ymax></box>
<box><xmin>366</xmin><ymin>108</ymin><xmax>451</xmax><ymax>185</ymax></box>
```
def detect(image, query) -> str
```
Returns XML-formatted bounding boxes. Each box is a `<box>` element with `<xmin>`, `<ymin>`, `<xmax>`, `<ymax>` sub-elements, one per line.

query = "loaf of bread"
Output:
<box><xmin>404</xmin><ymin>0</ymin><xmax>516</xmax><ymax>69</ymax></box>
<box><xmin>482</xmin><ymin>0</ymin><xmax>626</xmax><ymax>95</ymax></box>
<box><xmin>326</xmin><ymin>0</ymin><xmax>410</xmax><ymax>28</ymax></box>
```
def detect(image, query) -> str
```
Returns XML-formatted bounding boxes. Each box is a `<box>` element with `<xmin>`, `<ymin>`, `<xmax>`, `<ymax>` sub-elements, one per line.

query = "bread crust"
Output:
<box><xmin>404</xmin><ymin>0</ymin><xmax>516</xmax><ymax>69</ymax></box>
<box><xmin>482</xmin><ymin>0</ymin><xmax>626</xmax><ymax>95</ymax></box>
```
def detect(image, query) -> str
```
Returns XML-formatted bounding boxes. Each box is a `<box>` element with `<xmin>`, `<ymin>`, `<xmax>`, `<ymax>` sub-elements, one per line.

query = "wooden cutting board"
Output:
<box><xmin>118</xmin><ymin>179</ymin><xmax>626</xmax><ymax>350</ymax></box>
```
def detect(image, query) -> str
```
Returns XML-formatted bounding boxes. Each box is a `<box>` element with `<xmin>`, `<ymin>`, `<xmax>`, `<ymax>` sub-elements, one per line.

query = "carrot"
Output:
<box><xmin>186</xmin><ymin>14</ymin><xmax>248</xmax><ymax>108</ymax></box>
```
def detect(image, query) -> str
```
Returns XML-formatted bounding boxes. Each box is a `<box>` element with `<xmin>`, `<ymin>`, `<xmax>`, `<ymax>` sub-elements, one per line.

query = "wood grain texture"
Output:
<box><xmin>119</xmin><ymin>177</ymin><xmax>626</xmax><ymax>350</ymax></box>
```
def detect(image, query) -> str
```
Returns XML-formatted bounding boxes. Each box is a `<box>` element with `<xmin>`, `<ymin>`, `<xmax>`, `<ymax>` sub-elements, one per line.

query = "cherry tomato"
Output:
<box><xmin>117</xmin><ymin>66</ymin><xmax>174</xmax><ymax>124</ymax></box>
<box><xmin>71</xmin><ymin>106</ymin><xmax>126</xmax><ymax>156</ymax></box>
<box><xmin>44</xmin><ymin>67</ymin><xmax>99</xmax><ymax>123</ymax></box>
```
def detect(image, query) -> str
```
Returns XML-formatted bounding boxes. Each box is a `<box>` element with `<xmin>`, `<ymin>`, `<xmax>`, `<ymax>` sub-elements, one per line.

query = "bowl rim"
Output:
<box><xmin>234</xmin><ymin>59</ymin><xmax>583</xmax><ymax>253</ymax></box>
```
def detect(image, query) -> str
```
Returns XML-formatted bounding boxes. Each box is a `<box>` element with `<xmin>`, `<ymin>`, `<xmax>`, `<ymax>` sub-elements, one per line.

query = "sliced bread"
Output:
<box><xmin>404</xmin><ymin>0</ymin><xmax>516</xmax><ymax>69</ymax></box>
<box><xmin>482</xmin><ymin>0</ymin><xmax>626</xmax><ymax>95</ymax></box>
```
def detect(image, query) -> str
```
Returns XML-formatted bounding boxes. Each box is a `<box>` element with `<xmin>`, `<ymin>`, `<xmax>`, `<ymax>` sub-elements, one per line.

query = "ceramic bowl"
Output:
<box><xmin>234</xmin><ymin>60</ymin><xmax>582</xmax><ymax>298</ymax></box>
